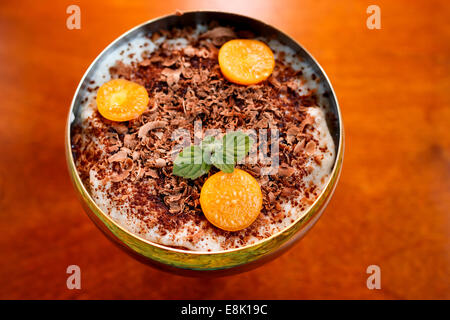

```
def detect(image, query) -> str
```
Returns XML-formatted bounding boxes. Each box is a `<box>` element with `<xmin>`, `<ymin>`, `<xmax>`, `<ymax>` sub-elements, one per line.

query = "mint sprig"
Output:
<box><xmin>172</xmin><ymin>145</ymin><xmax>211</xmax><ymax>180</ymax></box>
<box><xmin>173</xmin><ymin>131</ymin><xmax>254</xmax><ymax>179</ymax></box>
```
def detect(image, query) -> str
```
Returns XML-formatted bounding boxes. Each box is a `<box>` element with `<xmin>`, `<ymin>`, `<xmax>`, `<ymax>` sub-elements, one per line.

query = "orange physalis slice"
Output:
<box><xmin>96</xmin><ymin>79</ymin><xmax>149</xmax><ymax>122</ymax></box>
<box><xmin>200</xmin><ymin>169</ymin><xmax>263</xmax><ymax>231</ymax></box>
<box><xmin>218</xmin><ymin>39</ymin><xmax>275</xmax><ymax>85</ymax></box>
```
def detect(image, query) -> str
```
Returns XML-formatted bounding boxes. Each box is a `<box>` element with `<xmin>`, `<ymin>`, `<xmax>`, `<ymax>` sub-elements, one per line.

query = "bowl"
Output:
<box><xmin>65</xmin><ymin>11</ymin><xmax>344</xmax><ymax>275</ymax></box>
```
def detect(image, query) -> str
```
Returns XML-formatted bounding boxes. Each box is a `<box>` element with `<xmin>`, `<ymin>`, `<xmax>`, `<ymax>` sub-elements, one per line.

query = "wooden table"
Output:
<box><xmin>0</xmin><ymin>0</ymin><xmax>448</xmax><ymax>299</ymax></box>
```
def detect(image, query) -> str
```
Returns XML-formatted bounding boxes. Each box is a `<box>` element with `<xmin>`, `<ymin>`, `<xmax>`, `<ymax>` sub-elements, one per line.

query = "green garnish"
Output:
<box><xmin>173</xmin><ymin>131</ymin><xmax>254</xmax><ymax>179</ymax></box>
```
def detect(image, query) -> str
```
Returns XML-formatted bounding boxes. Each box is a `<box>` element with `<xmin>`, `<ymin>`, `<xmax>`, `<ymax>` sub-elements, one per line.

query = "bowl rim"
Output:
<box><xmin>65</xmin><ymin>10</ymin><xmax>344</xmax><ymax>257</ymax></box>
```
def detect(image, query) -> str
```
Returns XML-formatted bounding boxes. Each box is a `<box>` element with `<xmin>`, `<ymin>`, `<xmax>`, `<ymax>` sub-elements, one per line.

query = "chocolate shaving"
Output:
<box><xmin>200</xmin><ymin>27</ymin><xmax>236</xmax><ymax>46</ymax></box>
<box><xmin>111</xmin><ymin>122</ymin><xmax>128</xmax><ymax>135</ymax></box>
<box><xmin>124</xmin><ymin>134</ymin><xmax>138</xmax><ymax>149</ymax></box>
<box><xmin>108</xmin><ymin>150</ymin><xmax>128</xmax><ymax>163</ymax></box>
<box><xmin>138</xmin><ymin>121</ymin><xmax>168</xmax><ymax>139</ymax></box>
<box><xmin>278</xmin><ymin>164</ymin><xmax>295</xmax><ymax>177</ymax></box>
<box><xmin>305</xmin><ymin>141</ymin><xmax>316</xmax><ymax>155</ymax></box>
<box><xmin>161</xmin><ymin>67</ymin><xmax>182</xmax><ymax>86</ymax></box>
<box><xmin>154</xmin><ymin>158</ymin><xmax>167</xmax><ymax>168</ymax></box>
<box><xmin>110</xmin><ymin>158</ymin><xmax>133</xmax><ymax>182</ymax></box>
<box><xmin>293</xmin><ymin>139</ymin><xmax>305</xmax><ymax>155</ymax></box>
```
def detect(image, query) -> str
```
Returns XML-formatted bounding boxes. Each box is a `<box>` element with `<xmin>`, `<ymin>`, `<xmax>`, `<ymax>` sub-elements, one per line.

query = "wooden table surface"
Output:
<box><xmin>0</xmin><ymin>0</ymin><xmax>448</xmax><ymax>299</ymax></box>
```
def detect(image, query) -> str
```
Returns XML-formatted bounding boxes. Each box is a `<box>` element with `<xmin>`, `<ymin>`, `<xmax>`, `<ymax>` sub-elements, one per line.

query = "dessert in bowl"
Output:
<box><xmin>66</xmin><ymin>11</ymin><xmax>343</xmax><ymax>273</ymax></box>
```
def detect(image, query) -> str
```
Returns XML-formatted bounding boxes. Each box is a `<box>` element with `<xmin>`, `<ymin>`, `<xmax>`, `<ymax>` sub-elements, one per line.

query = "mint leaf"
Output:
<box><xmin>172</xmin><ymin>131</ymin><xmax>253</xmax><ymax>179</ymax></box>
<box><xmin>211</xmin><ymin>131</ymin><xmax>254</xmax><ymax>172</ymax></box>
<box><xmin>200</xmin><ymin>135</ymin><xmax>221</xmax><ymax>155</ymax></box>
<box><xmin>223</xmin><ymin>131</ymin><xmax>254</xmax><ymax>163</ymax></box>
<box><xmin>172</xmin><ymin>146</ymin><xmax>211</xmax><ymax>180</ymax></box>
<box><xmin>210</xmin><ymin>155</ymin><xmax>235</xmax><ymax>173</ymax></box>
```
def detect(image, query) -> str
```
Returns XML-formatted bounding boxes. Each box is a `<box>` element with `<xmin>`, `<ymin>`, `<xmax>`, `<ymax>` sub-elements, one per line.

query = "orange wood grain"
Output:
<box><xmin>0</xmin><ymin>0</ymin><xmax>448</xmax><ymax>299</ymax></box>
